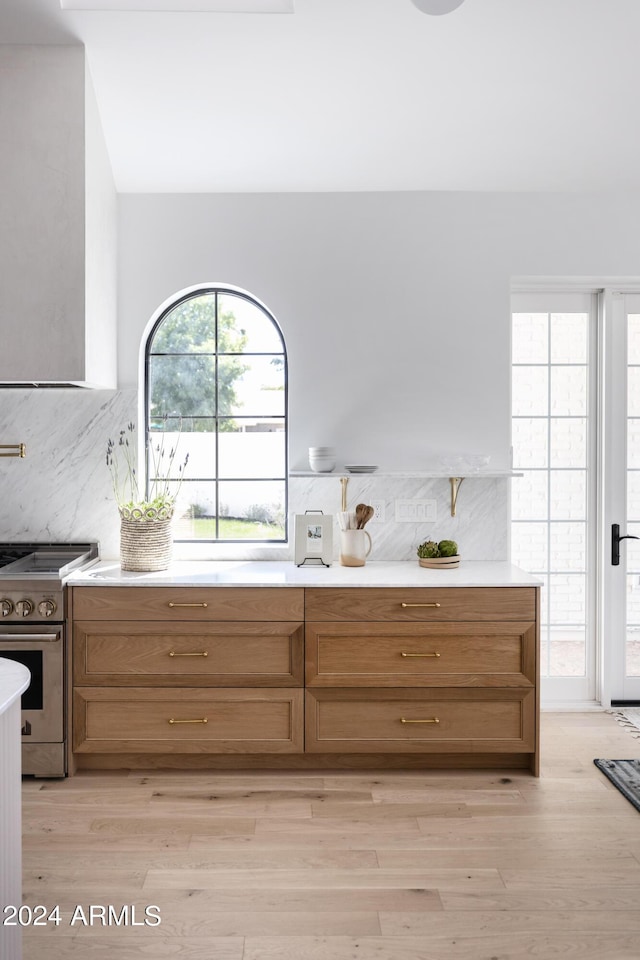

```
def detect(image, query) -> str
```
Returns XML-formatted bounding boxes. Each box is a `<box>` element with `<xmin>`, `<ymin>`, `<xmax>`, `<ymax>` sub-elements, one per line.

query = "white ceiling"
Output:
<box><xmin>2</xmin><ymin>0</ymin><xmax>640</xmax><ymax>193</ymax></box>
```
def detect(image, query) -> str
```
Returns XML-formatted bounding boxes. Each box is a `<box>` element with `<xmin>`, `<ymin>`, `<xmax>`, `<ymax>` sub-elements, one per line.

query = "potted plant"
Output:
<box><xmin>417</xmin><ymin>538</ymin><xmax>460</xmax><ymax>568</ymax></box>
<box><xmin>106</xmin><ymin>421</ymin><xmax>189</xmax><ymax>571</ymax></box>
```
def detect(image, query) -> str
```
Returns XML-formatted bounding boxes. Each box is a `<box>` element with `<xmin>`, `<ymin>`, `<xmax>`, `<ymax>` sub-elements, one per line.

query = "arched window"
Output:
<box><xmin>145</xmin><ymin>286</ymin><xmax>287</xmax><ymax>542</ymax></box>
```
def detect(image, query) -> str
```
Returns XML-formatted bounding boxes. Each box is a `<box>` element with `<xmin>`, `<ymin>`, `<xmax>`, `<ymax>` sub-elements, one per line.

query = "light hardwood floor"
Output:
<box><xmin>18</xmin><ymin>711</ymin><xmax>640</xmax><ymax>959</ymax></box>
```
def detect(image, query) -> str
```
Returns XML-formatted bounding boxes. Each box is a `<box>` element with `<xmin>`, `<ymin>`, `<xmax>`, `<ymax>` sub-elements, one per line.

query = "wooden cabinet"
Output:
<box><xmin>74</xmin><ymin>621</ymin><xmax>304</xmax><ymax>687</ymax></box>
<box><xmin>305</xmin><ymin>621</ymin><xmax>536</xmax><ymax>688</ymax></box>
<box><xmin>304</xmin><ymin>587</ymin><xmax>536</xmax><ymax>622</ymax></box>
<box><xmin>71</xmin><ymin>587</ymin><xmax>305</xmax><ymax>758</ymax></box>
<box><xmin>305</xmin><ymin>689</ymin><xmax>536</xmax><ymax>754</ymax></box>
<box><xmin>305</xmin><ymin>586</ymin><xmax>539</xmax><ymax>774</ymax></box>
<box><xmin>70</xmin><ymin>582</ymin><xmax>539</xmax><ymax>774</ymax></box>
<box><xmin>74</xmin><ymin>687</ymin><xmax>303</xmax><ymax>754</ymax></box>
<box><xmin>72</xmin><ymin>586</ymin><xmax>304</xmax><ymax>622</ymax></box>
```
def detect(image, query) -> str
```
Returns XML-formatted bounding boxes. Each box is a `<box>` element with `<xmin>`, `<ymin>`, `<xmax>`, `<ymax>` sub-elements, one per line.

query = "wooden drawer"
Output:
<box><xmin>70</xmin><ymin>586</ymin><xmax>305</xmax><ymax>622</ymax></box>
<box><xmin>305</xmin><ymin>587</ymin><xmax>536</xmax><ymax>622</ymax></box>
<box><xmin>305</xmin><ymin>688</ymin><xmax>535</xmax><ymax>753</ymax></box>
<box><xmin>73</xmin><ymin>687</ymin><xmax>303</xmax><ymax>753</ymax></box>
<box><xmin>74</xmin><ymin>621</ymin><xmax>304</xmax><ymax>687</ymax></box>
<box><xmin>305</xmin><ymin>621</ymin><xmax>536</xmax><ymax>688</ymax></box>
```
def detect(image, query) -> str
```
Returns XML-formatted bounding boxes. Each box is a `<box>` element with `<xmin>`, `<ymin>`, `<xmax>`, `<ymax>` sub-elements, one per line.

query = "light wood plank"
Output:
<box><xmin>87</xmin><ymin>816</ymin><xmax>256</xmax><ymax>837</ymax></box>
<box><xmin>143</xmin><ymin>866</ymin><xmax>505</xmax><ymax>891</ymax></box>
<box><xmin>23</xmin><ymin>935</ymin><xmax>243</xmax><ymax>959</ymax></box>
<box><xmin>23</xmin><ymin>848</ymin><xmax>379</xmax><ymax>872</ymax></box>
<box><xmin>311</xmin><ymin>800</ymin><xmax>472</xmax><ymax>820</ymax></box>
<box><xmin>22</xmin><ymin>833</ymin><xmax>191</xmax><ymax>852</ymax></box>
<box><xmin>499</xmin><ymin>864</ymin><xmax>640</xmax><ymax>888</ymax></box>
<box><xmin>439</xmin><ymin>888</ymin><xmax>640</xmax><ymax>911</ymax></box>
<box><xmin>380</xmin><ymin>908</ymin><xmax>640</xmax><ymax>935</ymax></box>
<box><xmin>126</xmin><ymin>771</ymin><xmax>329</xmax><ymax>787</ymax></box>
<box><xmin>20</xmin><ymin>902</ymin><xmax>380</xmax><ymax>937</ymax></box>
<box><xmin>241</xmin><ymin>934</ymin><xmax>640</xmax><ymax>960</ymax></box>
<box><xmin>148</xmin><ymin>794</ymin><xmax>314</xmax><ymax>819</ymax></box>
<box><xmin>377</xmin><ymin>849</ymin><xmax>639</xmax><ymax>869</ymax></box>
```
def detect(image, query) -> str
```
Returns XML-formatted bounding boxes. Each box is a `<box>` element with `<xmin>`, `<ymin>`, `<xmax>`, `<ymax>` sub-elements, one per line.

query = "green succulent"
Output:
<box><xmin>417</xmin><ymin>540</ymin><xmax>440</xmax><ymax>559</ymax></box>
<box><xmin>438</xmin><ymin>539</ymin><xmax>458</xmax><ymax>557</ymax></box>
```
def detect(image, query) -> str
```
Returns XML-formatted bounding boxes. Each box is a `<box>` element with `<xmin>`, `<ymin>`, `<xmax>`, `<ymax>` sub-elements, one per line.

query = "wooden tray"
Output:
<box><xmin>418</xmin><ymin>556</ymin><xmax>461</xmax><ymax>569</ymax></box>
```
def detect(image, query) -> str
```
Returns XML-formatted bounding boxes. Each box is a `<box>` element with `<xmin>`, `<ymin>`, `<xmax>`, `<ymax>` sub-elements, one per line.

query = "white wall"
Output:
<box><xmin>118</xmin><ymin>191</ymin><xmax>640</xmax><ymax>473</ymax></box>
<box><xmin>2</xmin><ymin>190</ymin><xmax>640</xmax><ymax>560</ymax></box>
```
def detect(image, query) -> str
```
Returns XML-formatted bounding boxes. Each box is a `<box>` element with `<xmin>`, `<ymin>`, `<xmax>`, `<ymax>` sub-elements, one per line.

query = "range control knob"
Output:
<box><xmin>38</xmin><ymin>599</ymin><xmax>57</xmax><ymax>619</ymax></box>
<box><xmin>0</xmin><ymin>599</ymin><xmax>13</xmax><ymax>618</ymax></box>
<box><xmin>15</xmin><ymin>599</ymin><xmax>33</xmax><ymax>618</ymax></box>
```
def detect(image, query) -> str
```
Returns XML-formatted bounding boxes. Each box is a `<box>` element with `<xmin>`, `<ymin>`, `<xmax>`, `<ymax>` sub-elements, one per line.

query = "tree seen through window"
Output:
<box><xmin>146</xmin><ymin>288</ymin><xmax>287</xmax><ymax>541</ymax></box>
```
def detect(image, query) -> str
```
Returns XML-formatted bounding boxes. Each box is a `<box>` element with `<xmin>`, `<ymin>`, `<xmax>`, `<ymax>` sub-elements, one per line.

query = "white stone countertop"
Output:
<box><xmin>66</xmin><ymin>560</ymin><xmax>542</xmax><ymax>589</ymax></box>
<box><xmin>0</xmin><ymin>658</ymin><xmax>30</xmax><ymax>716</ymax></box>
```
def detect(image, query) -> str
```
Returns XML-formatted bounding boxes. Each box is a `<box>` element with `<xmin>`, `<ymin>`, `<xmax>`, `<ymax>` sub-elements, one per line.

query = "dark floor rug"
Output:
<box><xmin>594</xmin><ymin>759</ymin><xmax>640</xmax><ymax>812</ymax></box>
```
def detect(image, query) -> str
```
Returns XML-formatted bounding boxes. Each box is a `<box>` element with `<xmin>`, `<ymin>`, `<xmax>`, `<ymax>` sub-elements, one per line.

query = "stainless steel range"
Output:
<box><xmin>0</xmin><ymin>542</ymin><xmax>98</xmax><ymax>777</ymax></box>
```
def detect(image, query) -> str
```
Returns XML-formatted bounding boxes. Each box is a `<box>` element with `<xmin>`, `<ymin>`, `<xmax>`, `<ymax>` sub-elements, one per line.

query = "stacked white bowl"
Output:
<box><xmin>309</xmin><ymin>446</ymin><xmax>336</xmax><ymax>472</ymax></box>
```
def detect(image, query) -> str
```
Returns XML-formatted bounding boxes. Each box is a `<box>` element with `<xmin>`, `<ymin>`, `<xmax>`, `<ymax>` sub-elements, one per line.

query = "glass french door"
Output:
<box><xmin>511</xmin><ymin>292</ymin><xmax>597</xmax><ymax>704</ymax></box>
<box><xmin>513</xmin><ymin>287</ymin><xmax>640</xmax><ymax>706</ymax></box>
<box><xmin>604</xmin><ymin>292</ymin><xmax>640</xmax><ymax>703</ymax></box>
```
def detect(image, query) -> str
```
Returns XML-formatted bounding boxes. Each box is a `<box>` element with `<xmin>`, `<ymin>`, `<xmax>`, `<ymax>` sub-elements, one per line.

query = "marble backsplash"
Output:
<box><xmin>0</xmin><ymin>389</ymin><xmax>509</xmax><ymax>562</ymax></box>
<box><xmin>0</xmin><ymin>388</ymin><xmax>136</xmax><ymax>559</ymax></box>
<box><xmin>290</xmin><ymin>473</ymin><xmax>508</xmax><ymax>563</ymax></box>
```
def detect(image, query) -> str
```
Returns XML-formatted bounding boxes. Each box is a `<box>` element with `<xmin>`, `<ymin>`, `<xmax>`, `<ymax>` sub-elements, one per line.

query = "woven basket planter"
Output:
<box><xmin>119</xmin><ymin>505</ymin><xmax>174</xmax><ymax>572</ymax></box>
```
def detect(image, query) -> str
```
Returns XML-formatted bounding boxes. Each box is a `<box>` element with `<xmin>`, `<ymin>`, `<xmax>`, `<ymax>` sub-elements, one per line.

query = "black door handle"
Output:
<box><xmin>612</xmin><ymin>523</ymin><xmax>640</xmax><ymax>565</ymax></box>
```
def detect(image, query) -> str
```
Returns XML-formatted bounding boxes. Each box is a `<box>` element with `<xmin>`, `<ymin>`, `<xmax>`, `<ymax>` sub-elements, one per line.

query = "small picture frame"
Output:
<box><xmin>294</xmin><ymin>511</ymin><xmax>333</xmax><ymax>567</ymax></box>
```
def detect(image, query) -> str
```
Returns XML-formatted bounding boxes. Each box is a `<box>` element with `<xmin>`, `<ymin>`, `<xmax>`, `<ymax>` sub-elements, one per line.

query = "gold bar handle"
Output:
<box><xmin>401</xmin><ymin>652</ymin><xmax>441</xmax><ymax>658</ymax></box>
<box><xmin>169</xmin><ymin>650</ymin><xmax>208</xmax><ymax>658</ymax></box>
<box><xmin>168</xmin><ymin>602</ymin><xmax>208</xmax><ymax>608</ymax></box>
<box><xmin>0</xmin><ymin>443</ymin><xmax>26</xmax><ymax>458</ymax></box>
<box><xmin>168</xmin><ymin>717</ymin><xmax>208</xmax><ymax>724</ymax></box>
<box><xmin>400</xmin><ymin>717</ymin><xmax>440</xmax><ymax>724</ymax></box>
<box><xmin>400</xmin><ymin>602</ymin><xmax>441</xmax><ymax>608</ymax></box>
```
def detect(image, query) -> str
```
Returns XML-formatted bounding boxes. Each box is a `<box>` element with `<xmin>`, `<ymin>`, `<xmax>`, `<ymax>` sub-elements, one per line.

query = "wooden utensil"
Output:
<box><xmin>354</xmin><ymin>503</ymin><xmax>374</xmax><ymax>528</ymax></box>
<box><xmin>354</xmin><ymin>503</ymin><xmax>368</xmax><ymax>528</ymax></box>
<box><xmin>358</xmin><ymin>504</ymin><xmax>374</xmax><ymax>528</ymax></box>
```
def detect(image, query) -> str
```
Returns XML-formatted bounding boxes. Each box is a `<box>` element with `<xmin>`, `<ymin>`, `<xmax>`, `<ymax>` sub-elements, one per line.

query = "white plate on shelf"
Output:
<box><xmin>345</xmin><ymin>465</ymin><xmax>378</xmax><ymax>474</ymax></box>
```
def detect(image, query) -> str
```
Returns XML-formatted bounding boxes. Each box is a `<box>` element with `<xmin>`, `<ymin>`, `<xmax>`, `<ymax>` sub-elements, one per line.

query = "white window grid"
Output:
<box><xmin>511</xmin><ymin>311</ymin><xmax>592</xmax><ymax>679</ymax></box>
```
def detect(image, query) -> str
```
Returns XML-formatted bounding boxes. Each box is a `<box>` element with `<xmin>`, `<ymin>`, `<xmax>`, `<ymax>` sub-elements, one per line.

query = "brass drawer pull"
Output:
<box><xmin>168</xmin><ymin>717</ymin><xmax>208</xmax><ymax>724</ymax></box>
<box><xmin>400</xmin><ymin>602</ymin><xmax>441</xmax><ymax>608</ymax></box>
<box><xmin>168</xmin><ymin>602</ymin><xmax>208</xmax><ymax>608</ymax></box>
<box><xmin>0</xmin><ymin>443</ymin><xmax>26</xmax><ymax>458</ymax></box>
<box><xmin>401</xmin><ymin>651</ymin><xmax>441</xmax><ymax>658</ymax></box>
<box><xmin>400</xmin><ymin>717</ymin><xmax>440</xmax><ymax>724</ymax></box>
<box><xmin>169</xmin><ymin>650</ymin><xmax>208</xmax><ymax>657</ymax></box>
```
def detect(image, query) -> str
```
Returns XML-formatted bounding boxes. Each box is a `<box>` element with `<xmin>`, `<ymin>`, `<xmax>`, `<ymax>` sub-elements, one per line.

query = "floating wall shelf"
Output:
<box><xmin>289</xmin><ymin>471</ymin><xmax>523</xmax><ymax>518</ymax></box>
<box><xmin>289</xmin><ymin>471</ymin><xmax>521</xmax><ymax>479</ymax></box>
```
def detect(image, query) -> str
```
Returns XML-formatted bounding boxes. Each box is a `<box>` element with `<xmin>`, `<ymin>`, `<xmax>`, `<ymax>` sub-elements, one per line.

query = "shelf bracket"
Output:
<box><xmin>449</xmin><ymin>476</ymin><xmax>464</xmax><ymax>517</ymax></box>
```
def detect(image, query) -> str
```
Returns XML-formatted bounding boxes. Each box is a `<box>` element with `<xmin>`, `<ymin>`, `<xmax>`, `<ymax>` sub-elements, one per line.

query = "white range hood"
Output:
<box><xmin>0</xmin><ymin>45</ymin><xmax>117</xmax><ymax>388</ymax></box>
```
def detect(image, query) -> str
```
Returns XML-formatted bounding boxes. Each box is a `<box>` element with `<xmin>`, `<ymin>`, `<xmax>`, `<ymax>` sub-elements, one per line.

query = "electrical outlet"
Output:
<box><xmin>369</xmin><ymin>500</ymin><xmax>385</xmax><ymax>523</ymax></box>
<box><xmin>395</xmin><ymin>499</ymin><xmax>437</xmax><ymax>523</ymax></box>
